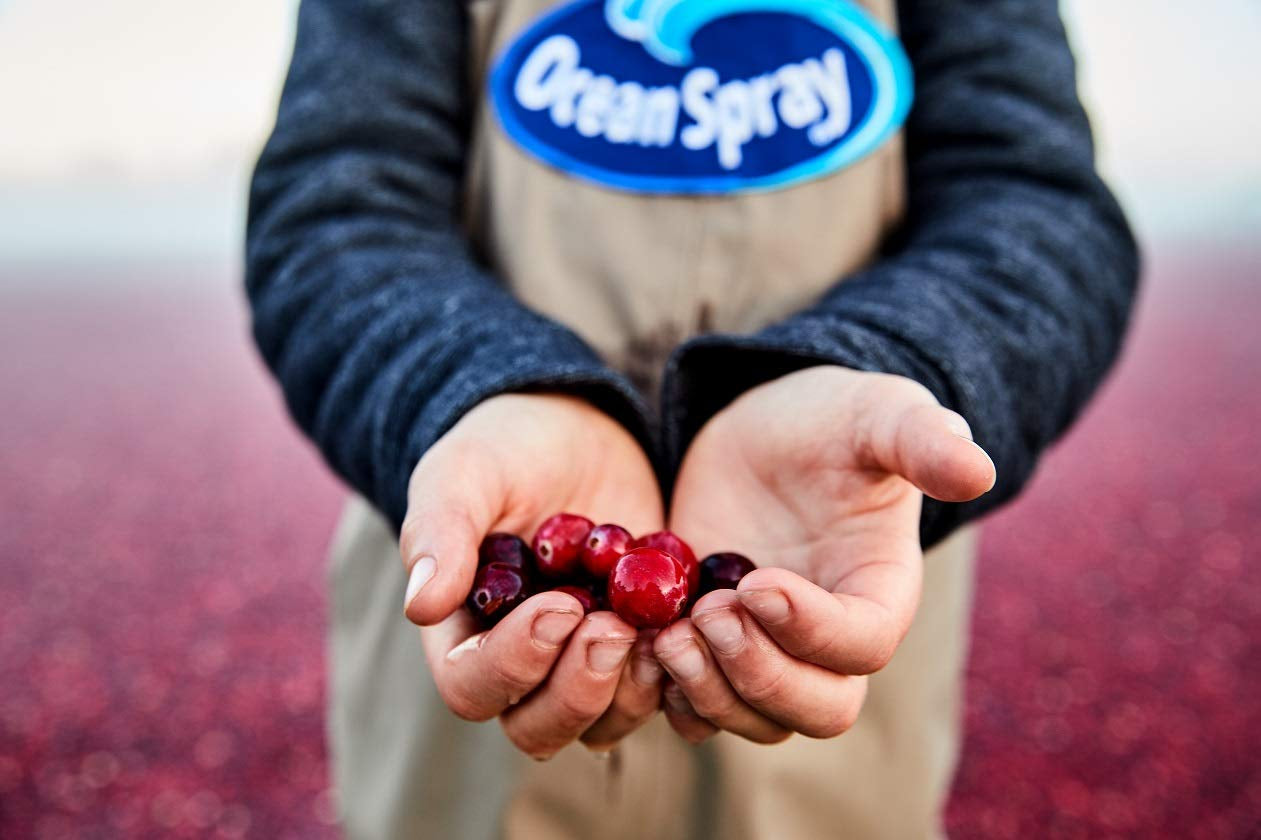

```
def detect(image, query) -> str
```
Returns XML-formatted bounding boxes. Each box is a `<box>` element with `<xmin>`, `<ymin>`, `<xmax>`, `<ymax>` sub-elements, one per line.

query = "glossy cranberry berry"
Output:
<box><xmin>478</xmin><ymin>533</ymin><xmax>534</xmax><ymax>570</ymax></box>
<box><xmin>633</xmin><ymin>530</ymin><xmax>699</xmax><ymax>594</ymax></box>
<box><xmin>466</xmin><ymin>562</ymin><xmax>531</xmax><ymax>627</ymax></box>
<box><xmin>532</xmin><ymin>513</ymin><xmax>594</xmax><ymax>577</ymax></box>
<box><xmin>607</xmin><ymin>547</ymin><xmax>688</xmax><ymax>629</ymax></box>
<box><xmin>697</xmin><ymin>552</ymin><xmax>756</xmax><ymax>597</ymax></box>
<box><xmin>551</xmin><ymin>584</ymin><xmax>598</xmax><ymax>614</ymax></box>
<box><xmin>581</xmin><ymin>523</ymin><xmax>634</xmax><ymax>578</ymax></box>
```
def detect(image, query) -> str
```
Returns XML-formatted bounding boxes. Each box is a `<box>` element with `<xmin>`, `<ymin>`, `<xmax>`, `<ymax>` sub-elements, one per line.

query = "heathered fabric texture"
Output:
<box><xmin>245</xmin><ymin>0</ymin><xmax>1138</xmax><ymax>542</ymax></box>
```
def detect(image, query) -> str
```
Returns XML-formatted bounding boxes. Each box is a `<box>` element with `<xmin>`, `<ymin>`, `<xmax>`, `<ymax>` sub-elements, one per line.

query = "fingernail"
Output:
<box><xmin>693</xmin><ymin>608</ymin><xmax>745</xmax><ymax>655</ymax></box>
<box><xmin>445</xmin><ymin>633</ymin><xmax>485</xmax><ymax>662</ymax></box>
<box><xmin>532</xmin><ymin>609</ymin><xmax>579</xmax><ymax>649</ymax></box>
<box><xmin>588</xmin><ymin>640</ymin><xmax>634</xmax><ymax>675</ymax></box>
<box><xmin>656</xmin><ymin>637</ymin><xmax>705</xmax><ymax>681</ymax></box>
<box><xmin>945</xmin><ymin>413</ymin><xmax>973</xmax><ymax>440</ymax></box>
<box><xmin>738</xmin><ymin>588</ymin><xmax>791</xmax><ymax>624</ymax></box>
<box><xmin>972</xmin><ymin>442</ymin><xmax>998</xmax><ymax>491</ymax></box>
<box><xmin>404</xmin><ymin>556</ymin><xmax>436</xmax><ymax>610</ymax></box>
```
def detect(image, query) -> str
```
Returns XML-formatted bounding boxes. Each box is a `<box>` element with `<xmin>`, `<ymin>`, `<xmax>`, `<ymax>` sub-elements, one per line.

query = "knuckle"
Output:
<box><xmin>500</xmin><ymin>718</ymin><xmax>556</xmax><ymax>761</ymax></box>
<box><xmin>489</xmin><ymin>656</ymin><xmax>541</xmax><ymax>699</ymax></box>
<box><xmin>607</xmin><ymin>693</ymin><xmax>652</xmax><ymax>729</ymax></box>
<box><xmin>737</xmin><ymin>663</ymin><xmax>791</xmax><ymax>707</ymax></box>
<box><xmin>801</xmin><ymin>703</ymin><xmax>860</xmax><ymax>739</ymax></box>
<box><xmin>689</xmin><ymin>691</ymin><xmax>741</xmax><ymax>724</ymax></box>
<box><xmin>851</xmin><ymin>636</ymin><xmax>898</xmax><ymax>675</ymax></box>
<box><xmin>872</xmin><ymin>373</ymin><xmax>935</xmax><ymax>406</ymax></box>
<box><xmin>795</xmin><ymin>626</ymin><xmax>840</xmax><ymax>664</ymax></box>
<box><xmin>750</xmin><ymin>727</ymin><xmax>794</xmax><ymax>745</ymax></box>
<box><xmin>664</xmin><ymin>710</ymin><xmax>714</xmax><ymax>745</ymax></box>
<box><xmin>510</xmin><ymin>733</ymin><xmax>555</xmax><ymax>762</ymax></box>
<box><xmin>443</xmin><ymin>687</ymin><xmax>491</xmax><ymax>723</ymax></box>
<box><xmin>553</xmin><ymin>692</ymin><xmax>602</xmax><ymax>728</ymax></box>
<box><xmin>580</xmin><ymin>716</ymin><xmax>637</xmax><ymax>751</ymax></box>
<box><xmin>397</xmin><ymin>516</ymin><xmax>425</xmax><ymax>563</ymax></box>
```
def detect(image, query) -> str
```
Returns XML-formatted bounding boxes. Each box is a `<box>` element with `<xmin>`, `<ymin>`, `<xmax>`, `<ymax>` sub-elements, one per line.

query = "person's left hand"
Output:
<box><xmin>655</xmin><ymin>366</ymin><xmax>996</xmax><ymax>744</ymax></box>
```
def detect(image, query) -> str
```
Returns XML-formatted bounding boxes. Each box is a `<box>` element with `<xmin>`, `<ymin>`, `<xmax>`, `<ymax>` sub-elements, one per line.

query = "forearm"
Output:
<box><xmin>246</xmin><ymin>0</ymin><xmax>651</xmax><ymax>529</ymax></box>
<box><xmin>663</xmin><ymin>0</ymin><xmax>1139</xmax><ymax>544</ymax></box>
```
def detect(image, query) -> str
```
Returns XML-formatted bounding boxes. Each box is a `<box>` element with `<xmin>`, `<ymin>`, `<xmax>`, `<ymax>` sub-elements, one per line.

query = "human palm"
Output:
<box><xmin>656</xmin><ymin>366</ymin><xmax>995</xmax><ymax>743</ymax></box>
<box><xmin>400</xmin><ymin>393</ymin><xmax>666</xmax><ymax>757</ymax></box>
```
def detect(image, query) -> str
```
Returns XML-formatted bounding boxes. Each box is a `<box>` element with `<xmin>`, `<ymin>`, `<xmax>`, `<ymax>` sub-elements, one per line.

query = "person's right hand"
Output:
<box><xmin>399</xmin><ymin>393</ymin><xmax>665</xmax><ymax>759</ymax></box>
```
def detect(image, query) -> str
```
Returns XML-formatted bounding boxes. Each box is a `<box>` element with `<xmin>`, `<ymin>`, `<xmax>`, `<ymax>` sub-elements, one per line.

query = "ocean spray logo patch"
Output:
<box><xmin>488</xmin><ymin>0</ymin><xmax>912</xmax><ymax>194</ymax></box>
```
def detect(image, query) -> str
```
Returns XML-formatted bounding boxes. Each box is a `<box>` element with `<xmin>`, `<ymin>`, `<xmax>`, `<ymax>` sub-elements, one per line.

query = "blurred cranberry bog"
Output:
<box><xmin>2</xmin><ymin>0</ymin><xmax>1260</xmax><ymax>837</ymax></box>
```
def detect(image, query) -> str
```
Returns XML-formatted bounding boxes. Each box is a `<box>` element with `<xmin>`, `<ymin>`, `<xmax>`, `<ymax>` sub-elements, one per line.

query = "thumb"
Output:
<box><xmin>859</xmin><ymin>397</ymin><xmax>996</xmax><ymax>503</ymax></box>
<box><xmin>399</xmin><ymin>443</ymin><xmax>504</xmax><ymax>626</ymax></box>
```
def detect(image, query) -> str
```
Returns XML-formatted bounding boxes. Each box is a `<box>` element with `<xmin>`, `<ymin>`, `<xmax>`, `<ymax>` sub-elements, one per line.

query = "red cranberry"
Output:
<box><xmin>466</xmin><ymin>562</ymin><xmax>531</xmax><ymax>627</ymax></box>
<box><xmin>532</xmin><ymin>513</ymin><xmax>594</xmax><ymax>577</ymax></box>
<box><xmin>607</xmin><ymin>547</ymin><xmax>688</xmax><ymax>629</ymax></box>
<box><xmin>581</xmin><ymin>523</ymin><xmax>633</xmax><ymax>578</ymax></box>
<box><xmin>584</xmin><ymin>578</ymin><xmax>610</xmax><ymax>611</ymax></box>
<box><xmin>698</xmin><ymin>552</ymin><xmax>756</xmax><ymax>597</ymax></box>
<box><xmin>551</xmin><ymin>584</ymin><xmax>597</xmax><ymax>614</ymax></box>
<box><xmin>478</xmin><ymin>533</ymin><xmax>534</xmax><ymax>570</ymax></box>
<box><xmin>633</xmin><ymin>530</ymin><xmax>699</xmax><ymax>594</ymax></box>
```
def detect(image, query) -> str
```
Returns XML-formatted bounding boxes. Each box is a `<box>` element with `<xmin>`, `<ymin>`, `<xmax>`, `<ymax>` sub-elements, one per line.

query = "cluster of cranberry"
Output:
<box><xmin>468</xmin><ymin>513</ymin><xmax>756</xmax><ymax>629</ymax></box>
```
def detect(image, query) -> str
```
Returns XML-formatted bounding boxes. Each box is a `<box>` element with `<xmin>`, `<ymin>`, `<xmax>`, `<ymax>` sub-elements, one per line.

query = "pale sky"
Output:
<box><xmin>0</xmin><ymin>0</ymin><xmax>296</xmax><ymax>183</ymax></box>
<box><xmin>0</xmin><ymin>0</ymin><xmax>1257</xmax><ymax>261</ymax></box>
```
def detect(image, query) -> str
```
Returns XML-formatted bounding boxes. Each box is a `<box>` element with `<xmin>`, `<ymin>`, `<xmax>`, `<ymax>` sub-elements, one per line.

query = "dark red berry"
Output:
<box><xmin>607</xmin><ymin>547</ymin><xmax>688</xmax><ymax>629</ymax></box>
<box><xmin>532</xmin><ymin>513</ymin><xmax>594</xmax><ymax>577</ymax></box>
<box><xmin>466</xmin><ymin>562</ymin><xmax>531</xmax><ymax>627</ymax></box>
<box><xmin>697</xmin><ymin>552</ymin><xmax>756</xmax><ymax>597</ymax></box>
<box><xmin>551</xmin><ymin>584</ymin><xmax>597</xmax><ymax>614</ymax></box>
<box><xmin>584</xmin><ymin>578</ymin><xmax>610</xmax><ymax>611</ymax></box>
<box><xmin>581</xmin><ymin>523</ymin><xmax>633</xmax><ymax>578</ymax></box>
<box><xmin>479</xmin><ymin>533</ymin><xmax>534</xmax><ymax>570</ymax></box>
<box><xmin>633</xmin><ymin>530</ymin><xmax>699</xmax><ymax>595</ymax></box>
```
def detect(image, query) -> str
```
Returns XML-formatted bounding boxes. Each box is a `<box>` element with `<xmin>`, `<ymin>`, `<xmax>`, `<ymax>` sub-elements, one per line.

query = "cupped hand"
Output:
<box><xmin>656</xmin><ymin>366</ymin><xmax>996</xmax><ymax>744</ymax></box>
<box><xmin>399</xmin><ymin>394</ymin><xmax>665</xmax><ymax>758</ymax></box>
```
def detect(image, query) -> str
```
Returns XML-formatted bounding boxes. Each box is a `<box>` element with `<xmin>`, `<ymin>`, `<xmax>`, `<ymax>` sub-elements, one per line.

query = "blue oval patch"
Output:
<box><xmin>489</xmin><ymin>0</ymin><xmax>913</xmax><ymax>194</ymax></box>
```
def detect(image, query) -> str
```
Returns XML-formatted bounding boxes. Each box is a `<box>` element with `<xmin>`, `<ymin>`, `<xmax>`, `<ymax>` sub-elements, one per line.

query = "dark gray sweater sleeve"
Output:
<box><xmin>245</xmin><ymin>0</ymin><xmax>653</xmax><ymax>530</ymax></box>
<box><xmin>660</xmin><ymin>0</ymin><xmax>1140</xmax><ymax>546</ymax></box>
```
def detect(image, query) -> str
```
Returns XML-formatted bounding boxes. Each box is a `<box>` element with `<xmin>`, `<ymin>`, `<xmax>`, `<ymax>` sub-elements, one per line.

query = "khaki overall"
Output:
<box><xmin>328</xmin><ymin>1</ymin><xmax>976</xmax><ymax>836</ymax></box>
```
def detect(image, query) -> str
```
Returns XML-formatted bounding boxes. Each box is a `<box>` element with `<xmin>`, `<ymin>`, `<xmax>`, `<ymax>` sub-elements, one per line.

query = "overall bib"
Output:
<box><xmin>328</xmin><ymin>1</ymin><xmax>976</xmax><ymax>836</ymax></box>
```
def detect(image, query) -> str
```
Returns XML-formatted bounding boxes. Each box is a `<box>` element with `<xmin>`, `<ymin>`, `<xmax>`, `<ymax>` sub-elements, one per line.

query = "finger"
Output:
<box><xmin>736</xmin><ymin>562</ymin><xmax>919</xmax><ymax>675</ymax></box>
<box><xmin>691</xmin><ymin>590</ymin><xmax>867</xmax><ymax>738</ymax></box>
<box><xmin>400</xmin><ymin>441</ymin><xmax>504</xmax><ymax>626</ymax></box>
<box><xmin>856</xmin><ymin>386</ymin><xmax>996</xmax><ymax>502</ymax></box>
<box><xmin>420</xmin><ymin>590</ymin><xmax>583</xmax><ymax>722</ymax></box>
<box><xmin>580</xmin><ymin>631</ymin><xmax>665</xmax><ymax>751</ymax></box>
<box><xmin>653</xmin><ymin>620</ymin><xmax>790</xmax><ymax>744</ymax></box>
<box><xmin>662</xmin><ymin>680</ymin><xmax>720</xmax><ymax>745</ymax></box>
<box><xmin>499</xmin><ymin>612</ymin><xmax>637</xmax><ymax>760</ymax></box>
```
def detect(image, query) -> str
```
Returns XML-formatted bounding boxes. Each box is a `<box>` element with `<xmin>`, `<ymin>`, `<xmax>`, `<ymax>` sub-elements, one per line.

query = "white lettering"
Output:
<box><xmin>639</xmin><ymin>87</ymin><xmax>680</xmax><ymax>146</ymax></box>
<box><xmin>576</xmin><ymin>74</ymin><xmax>616</xmax><ymax>137</ymax></box>
<box><xmin>605</xmin><ymin>81</ymin><xmax>644</xmax><ymax>143</ymax></box>
<box><xmin>509</xmin><ymin>38</ymin><xmax>859</xmax><ymax>169</ymax></box>
<box><xmin>549</xmin><ymin>67</ymin><xmax>592</xmax><ymax>127</ymax></box>
<box><xmin>804</xmin><ymin>48</ymin><xmax>852</xmax><ymax>145</ymax></box>
<box><xmin>679</xmin><ymin>67</ymin><xmax>718</xmax><ymax>151</ymax></box>
<box><xmin>714</xmin><ymin>80</ymin><xmax>754</xmax><ymax>169</ymax></box>
<box><xmin>775</xmin><ymin>64</ymin><xmax>822</xmax><ymax>129</ymax></box>
<box><xmin>513</xmin><ymin>35</ymin><xmax>580</xmax><ymax>111</ymax></box>
<box><xmin>748</xmin><ymin>74</ymin><xmax>780</xmax><ymax>138</ymax></box>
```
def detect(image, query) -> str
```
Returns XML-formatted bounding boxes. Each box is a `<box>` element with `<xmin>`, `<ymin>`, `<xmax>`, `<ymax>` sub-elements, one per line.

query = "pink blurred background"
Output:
<box><xmin>2</xmin><ymin>1</ymin><xmax>1259</xmax><ymax>837</ymax></box>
